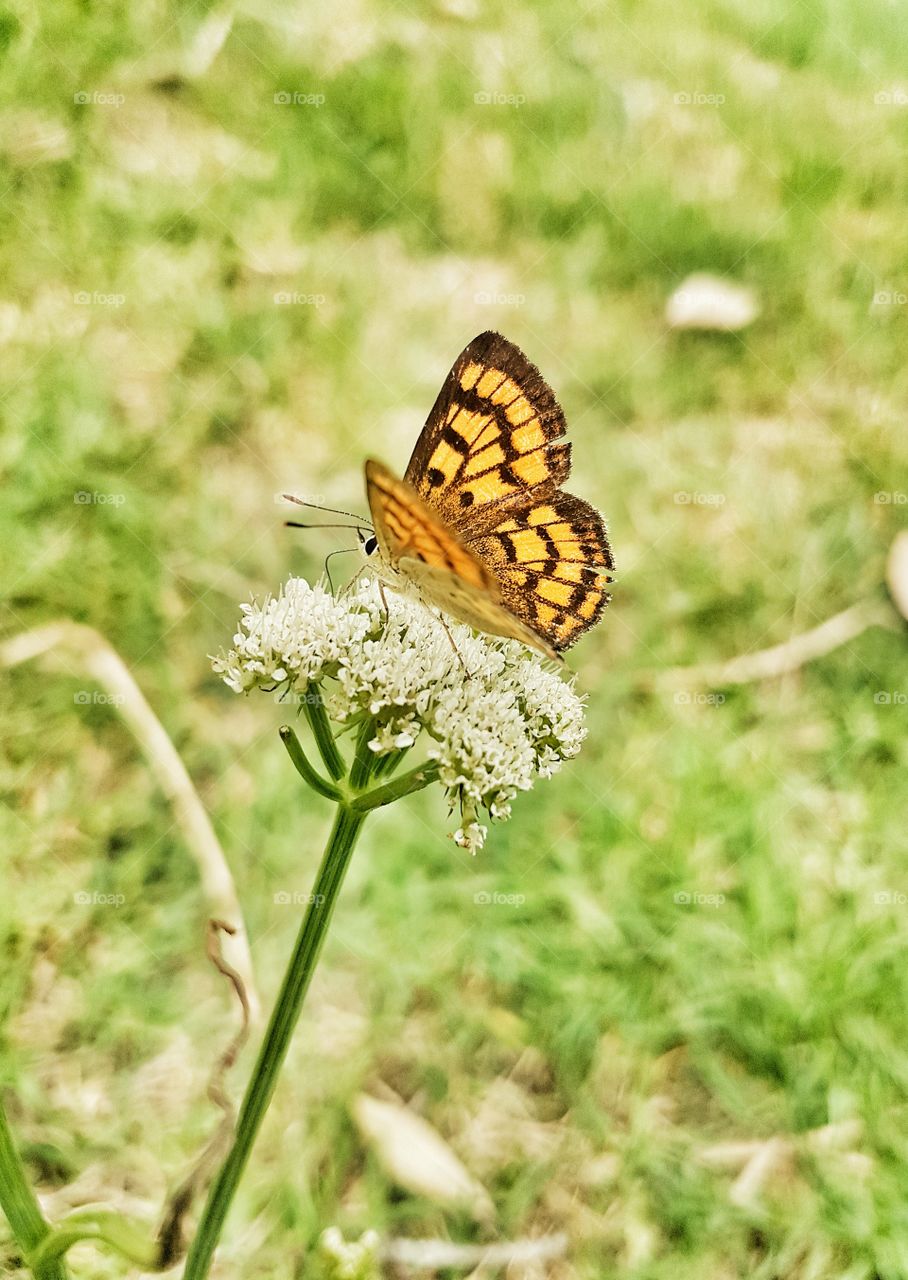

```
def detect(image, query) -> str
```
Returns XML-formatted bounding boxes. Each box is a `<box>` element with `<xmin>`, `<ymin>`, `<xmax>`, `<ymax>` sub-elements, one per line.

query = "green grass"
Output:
<box><xmin>2</xmin><ymin>0</ymin><xmax>908</xmax><ymax>1276</ymax></box>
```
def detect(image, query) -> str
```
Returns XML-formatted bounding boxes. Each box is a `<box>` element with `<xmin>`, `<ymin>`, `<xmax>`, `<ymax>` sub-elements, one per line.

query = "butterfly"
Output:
<box><xmin>363</xmin><ymin>331</ymin><xmax>615</xmax><ymax>662</ymax></box>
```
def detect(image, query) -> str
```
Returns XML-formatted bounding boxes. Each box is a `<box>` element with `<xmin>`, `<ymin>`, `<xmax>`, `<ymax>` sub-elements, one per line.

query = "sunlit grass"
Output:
<box><xmin>2</xmin><ymin>0</ymin><xmax>908</xmax><ymax>1276</ymax></box>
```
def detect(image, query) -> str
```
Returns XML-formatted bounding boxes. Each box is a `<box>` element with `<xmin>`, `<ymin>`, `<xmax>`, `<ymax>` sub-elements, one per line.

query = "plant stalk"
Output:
<box><xmin>279</xmin><ymin>725</ymin><xmax>344</xmax><ymax>802</ymax></box>
<box><xmin>182</xmin><ymin>801</ymin><xmax>366</xmax><ymax>1280</ymax></box>
<box><xmin>0</xmin><ymin>1093</ymin><xmax>68</xmax><ymax>1280</ymax></box>
<box><xmin>353</xmin><ymin>760</ymin><xmax>440</xmax><ymax>811</ymax></box>
<box><xmin>303</xmin><ymin>688</ymin><xmax>346</xmax><ymax>780</ymax></box>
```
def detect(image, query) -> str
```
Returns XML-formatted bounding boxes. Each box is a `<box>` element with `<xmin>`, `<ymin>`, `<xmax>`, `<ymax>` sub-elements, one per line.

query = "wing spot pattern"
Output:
<box><xmin>448</xmin><ymin>407</ymin><xmax>491</xmax><ymax>446</ymax></box>
<box><xmin>428</xmin><ymin>440</ymin><xmax>464</xmax><ymax>483</ymax></box>
<box><xmin>489</xmin><ymin>375</ymin><xmax>524</xmax><ymax>407</ymax></box>
<box><xmin>537</xmin><ymin>578</ymin><xmax>574</xmax><ymax>607</ymax></box>
<box><xmin>473</xmin><ymin>421</ymin><xmax>501</xmax><ymax>451</ymax></box>
<box><xmin>512</xmin><ymin>450</ymin><xmax>552</xmax><ymax>486</ymax></box>
<box><xmin>463</xmin><ymin>441</ymin><xmax>506</xmax><ymax>478</ymax></box>
<box><xmin>511</xmin><ymin>420</ymin><xmax>546</xmax><ymax>453</ymax></box>
<box><xmin>505</xmin><ymin>398</ymin><xmax>535</xmax><ymax>425</ymax></box>
<box><xmin>476</xmin><ymin>368</ymin><xmax>509</xmax><ymax>398</ymax></box>
<box><xmin>578</xmin><ymin>594</ymin><xmax>600</xmax><ymax>619</ymax></box>
<box><xmin>528</xmin><ymin>505</ymin><xmax>558</xmax><ymax>526</ymax></box>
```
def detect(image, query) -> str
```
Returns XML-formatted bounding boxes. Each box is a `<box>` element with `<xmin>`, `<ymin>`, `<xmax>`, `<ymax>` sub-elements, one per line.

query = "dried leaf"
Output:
<box><xmin>886</xmin><ymin>530</ymin><xmax>908</xmax><ymax>621</ymax></box>
<box><xmin>666</xmin><ymin>273</ymin><xmax>760</xmax><ymax>331</ymax></box>
<box><xmin>352</xmin><ymin>1093</ymin><xmax>494</xmax><ymax>1221</ymax></box>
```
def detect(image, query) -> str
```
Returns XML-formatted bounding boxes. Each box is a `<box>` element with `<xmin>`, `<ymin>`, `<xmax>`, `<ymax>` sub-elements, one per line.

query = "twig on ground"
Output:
<box><xmin>381</xmin><ymin>1232</ymin><xmax>568</xmax><ymax>1269</ymax></box>
<box><xmin>0</xmin><ymin>620</ymin><xmax>259</xmax><ymax>1021</ymax></box>
<box><xmin>641</xmin><ymin>598</ymin><xmax>897</xmax><ymax>691</ymax></box>
<box><xmin>697</xmin><ymin>1118</ymin><xmax>867</xmax><ymax>1205</ymax></box>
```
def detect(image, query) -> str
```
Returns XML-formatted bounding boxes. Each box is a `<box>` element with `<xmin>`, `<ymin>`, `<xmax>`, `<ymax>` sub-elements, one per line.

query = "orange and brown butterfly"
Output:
<box><xmin>362</xmin><ymin>331</ymin><xmax>615</xmax><ymax>662</ymax></box>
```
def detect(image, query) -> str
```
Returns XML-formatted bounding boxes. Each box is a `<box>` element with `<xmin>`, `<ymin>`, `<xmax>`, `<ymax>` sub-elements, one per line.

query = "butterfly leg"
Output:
<box><xmin>435</xmin><ymin>612</ymin><xmax>474</xmax><ymax>679</ymax></box>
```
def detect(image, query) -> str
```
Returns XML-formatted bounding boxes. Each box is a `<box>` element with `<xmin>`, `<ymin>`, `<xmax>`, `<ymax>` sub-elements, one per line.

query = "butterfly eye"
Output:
<box><xmin>363</xmin><ymin>535</ymin><xmax>378</xmax><ymax>556</ymax></box>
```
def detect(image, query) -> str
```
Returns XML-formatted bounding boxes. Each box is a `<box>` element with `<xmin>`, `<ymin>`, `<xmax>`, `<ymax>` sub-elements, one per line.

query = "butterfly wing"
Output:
<box><xmin>365</xmin><ymin>459</ymin><xmax>561</xmax><ymax>660</ymax></box>
<box><xmin>467</xmin><ymin>492</ymin><xmax>615</xmax><ymax>653</ymax></box>
<box><xmin>365</xmin><ymin>458</ymin><xmax>495</xmax><ymax>593</ymax></box>
<box><xmin>404</xmin><ymin>331</ymin><xmax>571</xmax><ymax>534</ymax></box>
<box><xmin>367</xmin><ymin>331</ymin><xmax>614</xmax><ymax>657</ymax></box>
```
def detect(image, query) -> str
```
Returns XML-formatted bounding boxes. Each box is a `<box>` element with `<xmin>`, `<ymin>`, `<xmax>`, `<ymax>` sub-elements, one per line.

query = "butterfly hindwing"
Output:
<box><xmin>395</xmin><ymin>556</ymin><xmax>561</xmax><ymax>659</ymax></box>
<box><xmin>468</xmin><ymin>492</ymin><xmax>615</xmax><ymax>652</ymax></box>
<box><xmin>404</xmin><ymin>332</ymin><xmax>571</xmax><ymax>534</ymax></box>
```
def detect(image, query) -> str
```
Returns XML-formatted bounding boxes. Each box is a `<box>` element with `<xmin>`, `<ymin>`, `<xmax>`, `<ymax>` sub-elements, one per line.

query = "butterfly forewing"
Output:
<box><xmin>404</xmin><ymin>332</ymin><xmax>571</xmax><ymax>534</ymax></box>
<box><xmin>365</xmin><ymin>459</ymin><xmax>496</xmax><ymax>594</ymax></box>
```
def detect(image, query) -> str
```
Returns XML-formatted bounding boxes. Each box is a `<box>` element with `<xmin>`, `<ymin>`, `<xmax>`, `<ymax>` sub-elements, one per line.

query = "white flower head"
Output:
<box><xmin>213</xmin><ymin>576</ymin><xmax>587</xmax><ymax>851</ymax></box>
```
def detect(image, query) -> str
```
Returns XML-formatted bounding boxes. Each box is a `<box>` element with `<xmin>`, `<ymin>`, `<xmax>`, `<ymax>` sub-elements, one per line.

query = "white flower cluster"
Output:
<box><xmin>213</xmin><ymin>577</ymin><xmax>587</xmax><ymax>851</ymax></box>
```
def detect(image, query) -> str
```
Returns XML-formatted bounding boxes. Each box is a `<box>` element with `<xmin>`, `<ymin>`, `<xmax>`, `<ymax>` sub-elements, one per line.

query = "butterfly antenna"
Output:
<box><xmin>285</xmin><ymin>520</ymin><xmax>372</xmax><ymax>531</ymax></box>
<box><xmin>281</xmin><ymin>494</ymin><xmax>372</xmax><ymax>526</ymax></box>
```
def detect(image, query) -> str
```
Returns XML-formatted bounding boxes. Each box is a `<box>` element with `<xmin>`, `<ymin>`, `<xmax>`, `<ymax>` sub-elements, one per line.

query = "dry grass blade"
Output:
<box><xmin>381</xmin><ymin>1232</ymin><xmax>568</xmax><ymax>1269</ymax></box>
<box><xmin>643</xmin><ymin>598</ymin><xmax>896</xmax><ymax>690</ymax></box>
<box><xmin>156</xmin><ymin>920</ymin><xmax>252</xmax><ymax>1266</ymax></box>
<box><xmin>885</xmin><ymin>531</ymin><xmax>908</xmax><ymax>622</ymax></box>
<box><xmin>0</xmin><ymin>619</ymin><xmax>260</xmax><ymax>1021</ymax></box>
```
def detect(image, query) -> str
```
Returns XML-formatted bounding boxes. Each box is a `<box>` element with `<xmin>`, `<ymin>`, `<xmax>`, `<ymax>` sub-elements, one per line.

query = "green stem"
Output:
<box><xmin>279</xmin><ymin>726</ymin><xmax>344</xmax><ymax>802</ymax></box>
<box><xmin>29</xmin><ymin>1207</ymin><xmax>157</xmax><ymax>1271</ymax></box>
<box><xmin>182</xmin><ymin>802</ymin><xmax>367</xmax><ymax>1280</ymax></box>
<box><xmin>0</xmin><ymin>1093</ymin><xmax>68</xmax><ymax>1280</ymax></box>
<box><xmin>303</xmin><ymin>688</ymin><xmax>345</xmax><ymax>780</ymax></box>
<box><xmin>371</xmin><ymin>748</ymin><xmax>405</xmax><ymax>780</ymax></box>
<box><xmin>349</xmin><ymin>717</ymin><xmax>378</xmax><ymax>792</ymax></box>
<box><xmin>353</xmin><ymin>760</ymin><xmax>441</xmax><ymax>812</ymax></box>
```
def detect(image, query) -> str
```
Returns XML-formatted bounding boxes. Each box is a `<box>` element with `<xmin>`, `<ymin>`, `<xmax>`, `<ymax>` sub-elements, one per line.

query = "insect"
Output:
<box><xmin>363</xmin><ymin>331</ymin><xmax>614</xmax><ymax>661</ymax></box>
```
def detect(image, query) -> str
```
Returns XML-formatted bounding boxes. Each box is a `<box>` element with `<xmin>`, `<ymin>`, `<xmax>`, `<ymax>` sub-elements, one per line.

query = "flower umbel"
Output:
<box><xmin>213</xmin><ymin>576</ymin><xmax>587</xmax><ymax>850</ymax></box>
<box><xmin>185</xmin><ymin>574</ymin><xmax>590</xmax><ymax>1280</ymax></box>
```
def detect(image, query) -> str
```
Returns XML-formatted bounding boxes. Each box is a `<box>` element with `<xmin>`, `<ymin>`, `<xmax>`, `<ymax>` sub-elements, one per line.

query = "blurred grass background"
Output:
<box><xmin>2</xmin><ymin>0</ymin><xmax>908</xmax><ymax>1276</ymax></box>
